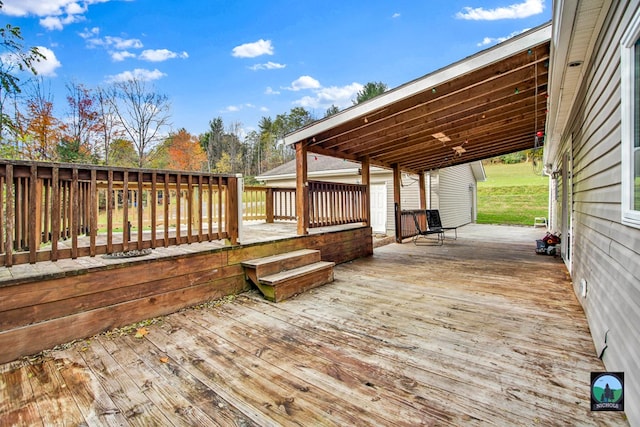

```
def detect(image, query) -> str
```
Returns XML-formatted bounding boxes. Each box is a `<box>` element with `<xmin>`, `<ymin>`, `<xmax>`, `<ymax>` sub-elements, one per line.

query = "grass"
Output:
<box><xmin>477</xmin><ymin>162</ymin><xmax>548</xmax><ymax>226</ymax></box>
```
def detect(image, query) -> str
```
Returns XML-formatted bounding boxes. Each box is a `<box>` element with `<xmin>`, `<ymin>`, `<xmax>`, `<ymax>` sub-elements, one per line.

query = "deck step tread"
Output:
<box><xmin>259</xmin><ymin>261</ymin><xmax>335</xmax><ymax>285</ymax></box>
<box><xmin>241</xmin><ymin>249</ymin><xmax>320</xmax><ymax>268</ymax></box>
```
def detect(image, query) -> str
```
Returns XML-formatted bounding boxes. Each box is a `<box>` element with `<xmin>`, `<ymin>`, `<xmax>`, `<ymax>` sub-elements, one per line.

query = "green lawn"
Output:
<box><xmin>477</xmin><ymin>162</ymin><xmax>548</xmax><ymax>226</ymax></box>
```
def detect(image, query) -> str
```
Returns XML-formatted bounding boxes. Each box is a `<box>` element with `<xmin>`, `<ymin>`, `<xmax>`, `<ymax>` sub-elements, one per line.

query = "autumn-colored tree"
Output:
<box><xmin>167</xmin><ymin>128</ymin><xmax>207</xmax><ymax>171</ymax></box>
<box><xmin>24</xmin><ymin>79</ymin><xmax>61</xmax><ymax>160</ymax></box>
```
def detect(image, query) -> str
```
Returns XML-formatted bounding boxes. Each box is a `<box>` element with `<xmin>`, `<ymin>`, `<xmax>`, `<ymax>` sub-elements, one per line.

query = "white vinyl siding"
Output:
<box><xmin>437</xmin><ymin>164</ymin><xmax>475</xmax><ymax>227</ymax></box>
<box><xmin>621</xmin><ymin>11</ymin><xmax>640</xmax><ymax>227</ymax></box>
<box><xmin>554</xmin><ymin>2</ymin><xmax>640</xmax><ymax>425</ymax></box>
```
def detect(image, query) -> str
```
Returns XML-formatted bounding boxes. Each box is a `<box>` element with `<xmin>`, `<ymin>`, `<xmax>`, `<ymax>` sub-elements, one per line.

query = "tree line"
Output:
<box><xmin>1</xmin><ymin>6</ymin><xmax>387</xmax><ymax>179</ymax></box>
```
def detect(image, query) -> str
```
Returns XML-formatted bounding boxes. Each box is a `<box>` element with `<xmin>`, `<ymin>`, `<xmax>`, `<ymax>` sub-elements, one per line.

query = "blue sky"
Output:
<box><xmin>2</xmin><ymin>0</ymin><xmax>551</xmax><ymax>137</ymax></box>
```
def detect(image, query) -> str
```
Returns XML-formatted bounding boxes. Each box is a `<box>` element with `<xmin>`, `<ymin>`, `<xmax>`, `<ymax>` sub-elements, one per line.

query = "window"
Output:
<box><xmin>621</xmin><ymin>13</ymin><xmax>640</xmax><ymax>228</ymax></box>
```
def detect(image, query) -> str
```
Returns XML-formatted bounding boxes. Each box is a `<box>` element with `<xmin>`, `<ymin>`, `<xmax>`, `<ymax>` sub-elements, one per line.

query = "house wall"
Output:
<box><xmin>550</xmin><ymin>2</ymin><xmax>640</xmax><ymax>424</ymax></box>
<box><xmin>438</xmin><ymin>164</ymin><xmax>477</xmax><ymax>227</ymax></box>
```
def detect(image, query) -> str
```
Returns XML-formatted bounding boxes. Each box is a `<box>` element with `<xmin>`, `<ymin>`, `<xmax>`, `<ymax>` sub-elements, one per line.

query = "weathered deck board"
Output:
<box><xmin>0</xmin><ymin>224</ymin><xmax>629</xmax><ymax>426</ymax></box>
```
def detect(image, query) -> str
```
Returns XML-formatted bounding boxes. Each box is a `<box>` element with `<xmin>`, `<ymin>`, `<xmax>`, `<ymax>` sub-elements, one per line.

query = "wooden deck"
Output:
<box><xmin>0</xmin><ymin>224</ymin><xmax>629</xmax><ymax>426</ymax></box>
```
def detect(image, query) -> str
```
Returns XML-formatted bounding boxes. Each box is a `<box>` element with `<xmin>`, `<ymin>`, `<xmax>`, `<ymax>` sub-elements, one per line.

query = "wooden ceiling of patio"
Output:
<box><xmin>289</xmin><ymin>38</ymin><xmax>550</xmax><ymax>175</ymax></box>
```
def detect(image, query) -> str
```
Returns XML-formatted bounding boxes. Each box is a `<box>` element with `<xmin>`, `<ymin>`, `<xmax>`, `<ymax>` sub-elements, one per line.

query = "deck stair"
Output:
<box><xmin>241</xmin><ymin>249</ymin><xmax>335</xmax><ymax>302</ymax></box>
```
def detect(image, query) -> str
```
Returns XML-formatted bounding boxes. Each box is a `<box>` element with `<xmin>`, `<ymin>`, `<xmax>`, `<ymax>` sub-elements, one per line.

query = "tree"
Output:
<box><xmin>64</xmin><ymin>81</ymin><xmax>99</xmax><ymax>162</ymax></box>
<box><xmin>167</xmin><ymin>128</ymin><xmax>207</xmax><ymax>171</ymax></box>
<box><xmin>109</xmin><ymin>138</ymin><xmax>138</xmax><ymax>167</ymax></box>
<box><xmin>325</xmin><ymin>104</ymin><xmax>340</xmax><ymax>117</ymax></box>
<box><xmin>94</xmin><ymin>85</ymin><xmax>120</xmax><ymax>165</ymax></box>
<box><xmin>200</xmin><ymin>116</ymin><xmax>225</xmax><ymax>172</ymax></box>
<box><xmin>0</xmin><ymin>1</ymin><xmax>44</xmax><ymax>142</ymax></box>
<box><xmin>353</xmin><ymin>81</ymin><xmax>388</xmax><ymax>105</ymax></box>
<box><xmin>110</xmin><ymin>78</ymin><xmax>171</xmax><ymax>167</ymax></box>
<box><xmin>23</xmin><ymin>79</ymin><xmax>61</xmax><ymax>160</ymax></box>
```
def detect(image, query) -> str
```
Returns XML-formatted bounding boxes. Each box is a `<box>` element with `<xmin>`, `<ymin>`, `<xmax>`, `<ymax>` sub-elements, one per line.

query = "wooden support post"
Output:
<box><xmin>418</xmin><ymin>171</ymin><xmax>426</xmax><ymax>210</ymax></box>
<box><xmin>295</xmin><ymin>143</ymin><xmax>309</xmax><ymax>235</ymax></box>
<box><xmin>361</xmin><ymin>156</ymin><xmax>371</xmax><ymax>227</ymax></box>
<box><xmin>393</xmin><ymin>164</ymin><xmax>402</xmax><ymax>243</ymax></box>
<box><xmin>227</xmin><ymin>176</ymin><xmax>239</xmax><ymax>245</ymax></box>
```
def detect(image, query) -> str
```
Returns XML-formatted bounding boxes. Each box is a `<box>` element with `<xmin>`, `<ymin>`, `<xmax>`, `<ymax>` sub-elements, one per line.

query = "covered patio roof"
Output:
<box><xmin>284</xmin><ymin>23</ymin><xmax>551</xmax><ymax>174</ymax></box>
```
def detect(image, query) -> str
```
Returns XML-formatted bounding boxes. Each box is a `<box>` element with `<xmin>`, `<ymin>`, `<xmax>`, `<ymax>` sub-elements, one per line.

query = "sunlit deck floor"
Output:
<box><xmin>0</xmin><ymin>224</ymin><xmax>629</xmax><ymax>426</ymax></box>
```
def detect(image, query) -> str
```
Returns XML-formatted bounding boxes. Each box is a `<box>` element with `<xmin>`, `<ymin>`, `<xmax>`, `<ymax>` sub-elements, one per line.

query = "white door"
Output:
<box><xmin>370</xmin><ymin>183</ymin><xmax>387</xmax><ymax>233</ymax></box>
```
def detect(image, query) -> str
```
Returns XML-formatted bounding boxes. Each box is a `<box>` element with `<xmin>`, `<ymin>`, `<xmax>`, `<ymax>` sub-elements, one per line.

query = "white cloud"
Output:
<box><xmin>260</xmin><ymin>106</ymin><xmax>269</xmax><ymax>112</ymax></box>
<box><xmin>476</xmin><ymin>28</ymin><xmax>530</xmax><ymax>46</ymax></box>
<box><xmin>139</xmin><ymin>49</ymin><xmax>189</xmax><ymax>62</ymax></box>
<box><xmin>32</xmin><ymin>46</ymin><xmax>62</xmax><ymax>76</ymax></box>
<box><xmin>82</xmin><ymin>31</ymin><xmax>143</xmax><ymax>50</ymax></box>
<box><xmin>106</xmin><ymin>68</ymin><xmax>166</xmax><ymax>83</ymax></box>
<box><xmin>392</xmin><ymin>12</ymin><xmax>401</xmax><ymax>18</ymax></box>
<box><xmin>456</xmin><ymin>0</ymin><xmax>544</xmax><ymax>20</ymax></box>
<box><xmin>39</xmin><ymin>13</ymin><xmax>85</xmax><ymax>30</ymax></box>
<box><xmin>224</xmin><ymin>105</ymin><xmax>240</xmax><ymax>112</ymax></box>
<box><xmin>293</xmin><ymin>82</ymin><xmax>363</xmax><ymax>109</ymax></box>
<box><xmin>232</xmin><ymin>39</ymin><xmax>274</xmax><ymax>58</ymax></box>
<box><xmin>2</xmin><ymin>0</ymin><xmax>107</xmax><ymax>30</ymax></box>
<box><xmin>285</xmin><ymin>75</ymin><xmax>321</xmax><ymax>91</ymax></box>
<box><xmin>0</xmin><ymin>46</ymin><xmax>60</xmax><ymax>77</ymax></box>
<box><xmin>111</xmin><ymin>50</ymin><xmax>136</xmax><ymax>62</ymax></box>
<box><xmin>105</xmin><ymin>36</ymin><xmax>143</xmax><ymax>50</ymax></box>
<box><xmin>265</xmin><ymin>86</ymin><xmax>280</xmax><ymax>95</ymax></box>
<box><xmin>79</xmin><ymin>26</ymin><xmax>100</xmax><ymax>39</ymax></box>
<box><xmin>249</xmin><ymin>61</ymin><xmax>286</xmax><ymax>71</ymax></box>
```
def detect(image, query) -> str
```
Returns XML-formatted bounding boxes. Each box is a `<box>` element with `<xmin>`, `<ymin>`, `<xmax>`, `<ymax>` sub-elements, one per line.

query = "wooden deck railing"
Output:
<box><xmin>0</xmin><ymin>160</ymin><xmax>239</xmax><ymax>267</ymax></box>
<box><xmin>308</xmin><ymin>180</ymin><xmax>367</xmax><ymax>228</ymax></box>
<box><xmin>399</xmin><ymin>209</ymin><xmax>424</xmax><ymax>240</ymax></box>
<box><xmin>242</xmin><ymin>186</ymin><xmax>296</xmax><ymax>222</ymax></box>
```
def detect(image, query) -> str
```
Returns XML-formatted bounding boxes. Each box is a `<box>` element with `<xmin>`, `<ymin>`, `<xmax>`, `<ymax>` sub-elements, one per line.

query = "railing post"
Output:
<box><xmin>236</xmin><ymin>175</ymin><xmax>243</xmax><ymax>244</ymax></box>
<box><xmin>226</xmin><ymin>175</ymin><xmax>239</xmax><ymax>245</ymax></box>
<box><xmin>265</xmin><ymin>187</ymin><xmax>274</xmax><ymax>223</ymax></box>
<box><xmin>4</xmin><ymin>165</ymin><xmax>13</xmax><ymax>267</ymax></box>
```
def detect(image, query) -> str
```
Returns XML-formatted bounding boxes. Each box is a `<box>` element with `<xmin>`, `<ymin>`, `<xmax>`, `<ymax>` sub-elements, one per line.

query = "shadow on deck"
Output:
<box><xmin>0</xmin><ymin>224</ymin><xmax>629</xmax><ymax>425</ymax></box>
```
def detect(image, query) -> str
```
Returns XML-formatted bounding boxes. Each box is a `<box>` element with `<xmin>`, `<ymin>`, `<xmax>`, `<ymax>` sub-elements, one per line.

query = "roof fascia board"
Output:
<box><xmin>544</xmin><ymin>0</ymin><xmax>577</xmax><ymax>164</ymax></box>
<box><xmin>545</xmin><ymin>0</ymin><xmax>610</xmax><ymax>165</ymax></box>
<box><xmin>283</xmin><ymin>23</ymin><xmax>552</xmax><ymax>147</ymax></box>
<box><xmin>256</xmin><ymin>167</ymin><xmax>388</xmax><ymax>182</ymax></box>
<box><xmin>470</xmin><ymin>161</ymin><xmax>487</xmax><ymax>182</ymax></box>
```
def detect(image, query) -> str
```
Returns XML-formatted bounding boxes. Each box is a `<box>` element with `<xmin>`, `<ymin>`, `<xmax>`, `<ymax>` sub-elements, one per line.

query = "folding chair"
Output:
<box><xmin>426</xmin><ymin>210</ymin><xmax>458</xmax><ymax>240</ymax></box>
<box><xmin>412</xmin><ymin>211</ymin><xmax>444</xmax><ymax>246</ymax></box>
